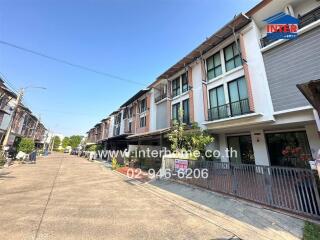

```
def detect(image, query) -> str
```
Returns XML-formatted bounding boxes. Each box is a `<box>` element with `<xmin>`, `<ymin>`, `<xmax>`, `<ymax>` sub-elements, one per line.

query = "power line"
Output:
<box><xmin>0</xmin><ymin>40</ymin><xmax>146</xmax><ymax>87</ymax></box>
<box><xmin>0</xmin><ymin>71</ymin><xmax>19</xmax><ymax>94</ymax></box>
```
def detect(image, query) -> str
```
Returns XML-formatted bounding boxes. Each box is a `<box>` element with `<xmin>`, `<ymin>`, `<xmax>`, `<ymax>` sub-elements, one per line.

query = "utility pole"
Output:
<box><xmin>32</xmin><ymin>115</ymin><xmax>41</xmax><ymax>141</ymax></box>
<box><xmin>2</xmin><ymin>88</ymin><xmax>24</xmax><ymax>148</ymax></box>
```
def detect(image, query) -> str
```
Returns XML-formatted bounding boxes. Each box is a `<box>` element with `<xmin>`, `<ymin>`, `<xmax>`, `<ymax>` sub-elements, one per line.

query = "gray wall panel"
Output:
<box><xmin>262</xmin><ymin>26</ymin><xmax>320</xmax><ymax>111</ymax></box>
<box><xmin>156</xmin><ymin>101</ymin><xmax>168</xmax><ymax>129</ymax></box>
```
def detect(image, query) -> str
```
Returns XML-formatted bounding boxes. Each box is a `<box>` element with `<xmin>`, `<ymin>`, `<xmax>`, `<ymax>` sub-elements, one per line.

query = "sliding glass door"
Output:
<box><xmin>227</xmin><ymin>135</ymin><xmax>255</xmax><ymax>164</ymax></box>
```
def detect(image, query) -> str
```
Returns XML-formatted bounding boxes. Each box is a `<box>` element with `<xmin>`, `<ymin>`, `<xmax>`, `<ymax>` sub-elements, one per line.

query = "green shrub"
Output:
<box><xmin>87</xmin><ymin>144</ymin><xmax>103</xmax><ymax>152</ymax></box>
<box><xmin>17</xmin><ymin>138</ymin><xmax>34</xmax><ymax>154</ymax></box>
<box><xmin>111</xmin><ymin>157</ymin><xmax>120</xmax><ymax>170</ymax></box>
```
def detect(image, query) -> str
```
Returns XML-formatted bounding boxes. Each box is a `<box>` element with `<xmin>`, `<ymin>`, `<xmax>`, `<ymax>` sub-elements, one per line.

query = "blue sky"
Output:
<box><xmin>0</xmin><ymin>0</ymin><xmax>260</xmax><ymax>136</ymax></box>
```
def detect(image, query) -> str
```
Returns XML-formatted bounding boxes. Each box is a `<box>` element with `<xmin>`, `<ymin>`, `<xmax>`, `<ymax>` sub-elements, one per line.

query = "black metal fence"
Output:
<box><xmin>164</xmin><ymin>158</ymin><xmax>320</xmax><ymax>219</ymax></box>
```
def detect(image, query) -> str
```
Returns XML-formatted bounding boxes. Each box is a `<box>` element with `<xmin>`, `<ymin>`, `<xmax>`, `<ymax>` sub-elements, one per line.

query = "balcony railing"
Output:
<box><xmin>208</xmin><ymin>98</ymin><xmax>251</xmax><ymax>121</ymax></box>
<box><xmin>260</xmin><ymin>6</ymin><xmax>320</xmax><ymax>48</ymax></box>
<box><xmin>155</xmin><ymin>93</ymin><xmax>167</xmax><ymax>103</ymax></box>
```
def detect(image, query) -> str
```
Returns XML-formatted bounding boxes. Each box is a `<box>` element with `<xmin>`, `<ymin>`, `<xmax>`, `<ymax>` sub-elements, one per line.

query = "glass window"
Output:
<box><xmin>128</xmin><ymin>122</ymin><xmax>132</xmax><ymax>132</ymax></box>
<box><xmin>139</xmin><ymin>116</ymin><xmax>146</xmax><ymax>128</ymax></box>
<box><xmin>182</xmin><ymin>99</ymin><xmax>190</xmax><ymax>124</ymax></box>
<box><xmin>172</xmin><ymin>78</ymin><xmax>180</xmax><ymax>97</ymax></box>
<box><xmin>224</xmin><ymin>42</ymin><xmax>242</xmax><ymax>72</ymax></box>
<box><xmin>123</xmin><ymin>108</ymin><xmax>128</xmax><ymax>119</ymax></box>
<box><xmin>208</xmin><ymin>86</ymin><xmax>227</xmax><ymax>120</ymax></box>
<box><xmin>182</xmin><ymin>73</ymin><xmax>188</xmax><ymax>93</ymax></box>
<box><xmin>227</xmin><ymin>135</ymin><xmax>255</xmax><ymax>164</ymax></box>
<box><xmin>172</xmin><ymin>102</ymin><xmax>180</xmax><ymax>122</ymax></box>
<box><xmin>128</xmin><ymin>107</ymin><xmax>133</xmax><ymax>118</ymax></box>
<box><xmin>139</xmin><ymin>99</ymin><xmax>146</xmax><ymax>113</ymax></box>
<box><xmin>228</xmin><ymin>77</ymin><xmax>250</xmax><ymax>116</ymax></box>
<box><xmin>207</xmin><ymin>52</ymin><xmax>222</xmax><ymax>80</ymax></box>
<box><xmin>266</xmin><ymin>131</ymin><xmax>312</xmax><ymax>168</ymax></box>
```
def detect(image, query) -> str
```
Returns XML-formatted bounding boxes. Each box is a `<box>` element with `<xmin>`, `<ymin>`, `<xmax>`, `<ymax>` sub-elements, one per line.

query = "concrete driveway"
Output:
<box><xmin>0</xmin><ymin>153</ymin><xmax>304</xmax><ymax>240</ymax></box>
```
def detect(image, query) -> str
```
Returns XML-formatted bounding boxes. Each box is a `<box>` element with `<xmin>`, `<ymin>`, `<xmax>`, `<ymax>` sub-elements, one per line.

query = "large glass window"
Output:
<box><xmin>208</xmin><ymin>85</ymin><xmax>227</xmax><ymax>120</ymax></box>
<box><xmin>228</xmin><ymin>77</ymin><xmax>250</xmax><ymax>116</ymax></box>
<box><xmin>266</xmin><ymin>131</ymin><xmax>312</xmax><ymax>168</ymax></box>
<box><xmin>172</xmin><ymin>78</ymin><xmax>180</xmax><ymax>97</ymax></box>
<box><xmin>224</xmin><ymin>42</ymin><xmax>242</xmax><ymax>72</ymax></box>
<box><xmin>206</xmin><ymin>52</ymin><xmax>222</xmax><ymax>80</ymax></box>
<box><xmin>182</xmin><ymin>73</ymin><xmax>189</xmax><ymax>93</ymax></box>
<box><xmin>182</xmin><ymin>99</ymin><xmax>190</xmax><ymax>124</ymax></box>
<box><xmin>172</xmin><ymin>102</ymin><xmax>180</xmax><ymax>122</ymax></box>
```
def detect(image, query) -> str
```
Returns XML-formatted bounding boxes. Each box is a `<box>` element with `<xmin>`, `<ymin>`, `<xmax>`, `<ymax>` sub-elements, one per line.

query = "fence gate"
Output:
<box><xmin>162</xmin><ymin>158</ymin><xmax>320</xmax><ymax>220</ymax></box>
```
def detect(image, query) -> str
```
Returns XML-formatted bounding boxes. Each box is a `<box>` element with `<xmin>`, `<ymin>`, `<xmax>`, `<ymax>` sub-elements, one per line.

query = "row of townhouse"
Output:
<box><xmin>0</xmin><ymin>78</ymin><xmax>47</xmax><ymax>148</ymax></box>
<box><xmin>87</xmin><ymin>0</ymin><xmax>320</xmax><ymax>168</ymax></box>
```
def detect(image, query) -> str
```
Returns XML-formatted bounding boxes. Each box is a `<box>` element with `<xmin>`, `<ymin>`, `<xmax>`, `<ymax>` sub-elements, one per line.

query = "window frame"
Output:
<box><xmin>128</xmin><ymin>106</ymin><xmax>133</xmax><ymax>118</ymax></box>
<box><xmin>139</xmin><ymin>98</ymin><xmax>147</xmax><ymax>113</ymax></box>
<box><xmin>172</xmin><ymin>102</ymin><xmax>180</xmax><ymax>122</ymax></box>
<box><xmin>128</xmin><ymin>121</ymin><xmax>132</xmax><ymax>132</ymax></box>
<box><xmin>206</xmin><ymin>51</ymin><xmax>222</xmax><ymax>80</ymax></box>
<box><xmin>182</xmin><ymin>98</ymin><xmax>190</xmax><ymax>124</ymax></box>
<box><xmin>227</xmin><ymin>77</ymin><xmax>250</xmax><ymax>116</ymax></box>
<box><xmin>139</xmin><ymin>115</ymin><xmax>146</xmax><ymax>128</ymax></box>
<box><xmin>181</xmin><ymin>73</ymin><xmax>189</xmax><ymax>93</ymax></box>
<box><xmin>224</xmin><ymin>42</ymin><xmax>242</xmax><ymax>72</ymax></box>
<box><xmin>172</xmin><ymin>77</ymin><xmax>180</xmax><ymax>97</ymax></box>
<box><xmin>208</xmin><ymin>85</ymin><xmax>227</xmax><ymax>120</ymax></box>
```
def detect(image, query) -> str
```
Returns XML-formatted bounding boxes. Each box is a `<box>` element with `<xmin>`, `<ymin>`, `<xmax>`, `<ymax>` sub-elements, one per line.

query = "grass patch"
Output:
<box><xmin>303</xmin><ymin>221</ymin><xmax>320</xmax><ymax>240</ymax></box>
<box><xmin>0</xmin><ymin>159</ymin><xmax>5</xmax><ymax>167</ymax></box>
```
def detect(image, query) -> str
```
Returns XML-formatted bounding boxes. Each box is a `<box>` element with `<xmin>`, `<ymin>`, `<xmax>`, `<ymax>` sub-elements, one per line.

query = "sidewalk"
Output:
<box><xmin>145</xmin><ymin>179</ymin><xmax>305</xmax><ymax>240</ymax></box>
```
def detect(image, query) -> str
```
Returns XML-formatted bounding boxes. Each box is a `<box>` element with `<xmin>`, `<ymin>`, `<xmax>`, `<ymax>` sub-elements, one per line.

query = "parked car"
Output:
<box><xmin>71</xmin><ymin>148</ymin><xmax>79</xmax><ymax>155</ymax></box>
<box><xmin>63</xmin><ymin>149</ymin><xmax>69</xmax><ymax>154</ymax></box>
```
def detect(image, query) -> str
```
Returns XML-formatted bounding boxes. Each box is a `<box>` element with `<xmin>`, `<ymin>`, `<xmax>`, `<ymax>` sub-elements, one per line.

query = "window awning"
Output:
<box><xmin>297</xmin><ymin>80</ymin><xmax>320</xmax><ymax>111</ymax></box>
<box><xmin>156</xmin><ymin>13</ymin><xmax>251</xmax><ymax>81</ymax></box>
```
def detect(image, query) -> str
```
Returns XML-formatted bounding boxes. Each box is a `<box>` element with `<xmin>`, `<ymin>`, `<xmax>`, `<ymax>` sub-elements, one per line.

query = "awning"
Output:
<box><xmin>155</xmin><ymin>13</ymin><xmax>251</xmax><ymax>81</ymax></box>
<box><xmin>0</xmin><ymin>85</ymin><xmax>17</xmax><ymax>99</ymax></box>
<box><xmin>297</xmin><ymin>80</ymin><xmax>320</xmax><ymax>110</ymax></box>
<box><xmin>120</xmin><ymin>89</ymin><xmax>149</xmax><ymax>108</ymax></box>
<box><xmin>0</xmin><ymin>108</ymin><xmax>10</xmax><ymax>115</ymax></box>
<box><xmin>127</xmin><ymin>128</ymin><xmax>171</xmax><ymax>140</ymax></box>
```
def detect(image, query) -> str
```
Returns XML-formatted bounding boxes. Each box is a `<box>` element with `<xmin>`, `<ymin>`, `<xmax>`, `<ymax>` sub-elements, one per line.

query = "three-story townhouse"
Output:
<box><xmin>0</xmin><ymin>80</ymin><xmax>17</xmax><ymax>143</ymax></box>
<box><xmin>86</xmin><ymin>0</ymin><xmax>320</xmax><ymax>169</ymax></box>
<box><xmin>244</xmin><ymin>0</ymin><xmax>320</xmax><ymax>168</ymax></box>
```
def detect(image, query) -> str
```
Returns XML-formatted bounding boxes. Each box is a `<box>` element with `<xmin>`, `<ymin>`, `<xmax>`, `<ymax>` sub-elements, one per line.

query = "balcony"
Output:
<box><xmin>155</xmin><ymin>93</ymin><xmax>168</xmax><ymax>103</ymax></box>
<box><xmin>260</xmin><ymin>6</ymin><xmax>320</xmax><ymax>48</ymax></box>
<box><xmin>208</xmin><ymin>98</ymin><xmax>252</xmax><ymax>121</ymax></box>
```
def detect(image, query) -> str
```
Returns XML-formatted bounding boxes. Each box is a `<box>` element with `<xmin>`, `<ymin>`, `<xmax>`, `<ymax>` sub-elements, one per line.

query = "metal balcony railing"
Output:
<box><xmin>260</xmin><ymin>6</ymin><xmax>320</xmax><ymax>48</ymax></box>
<box><xmin>208</xmin><ymin>98</ymin><xmax>251</xmax><ymax>121</ymax></box>
<box><xmin>155</xmin><ymin>93</ymin><xmax>168</xmax><ymax>103</ymax></box>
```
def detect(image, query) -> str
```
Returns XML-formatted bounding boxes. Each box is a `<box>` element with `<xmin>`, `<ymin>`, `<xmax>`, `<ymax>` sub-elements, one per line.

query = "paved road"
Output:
<box><xmin>0</xmin><ymin>154</ymin><xmax>303</xmax><ymax>240</ymax></box>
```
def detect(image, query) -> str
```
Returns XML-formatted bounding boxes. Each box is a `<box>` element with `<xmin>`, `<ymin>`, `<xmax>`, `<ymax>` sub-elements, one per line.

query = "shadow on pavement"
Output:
<box><xmin>150</xmin><ymin>179</ymin><xmax>304</xmax><ymax>239</ymax></box>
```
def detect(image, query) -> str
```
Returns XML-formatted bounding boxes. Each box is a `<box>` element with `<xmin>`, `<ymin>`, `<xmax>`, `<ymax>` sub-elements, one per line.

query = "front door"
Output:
<box><xmin>227</xmin><ymin>135</ymin><xmax>255</xmax><ymax>164</ymax></box>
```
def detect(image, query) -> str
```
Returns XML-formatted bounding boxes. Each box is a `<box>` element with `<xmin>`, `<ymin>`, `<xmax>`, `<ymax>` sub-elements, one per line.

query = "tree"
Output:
<box><xmin>69</xmin><ymin>135</ymin><xmax>82</xmax><ymax>148</ymax></box>
<box><xmin>17</xmin><ymin>138</ymin><xmax>34</xmax><ymax>154</ymax></box>
<box><xmin>62</xmin><ymin>137</ymin><xmax>70</xmax><ymax>148</ymax></box>
<box><xmin>168</xmin><ymin>108</ymin><xmax>214</xmax><ymax>159</ymax></box>
<box><xmin>53</xmin><ymin>136</ymin><xmax>61</xmax><ymax>150</ymax></box>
